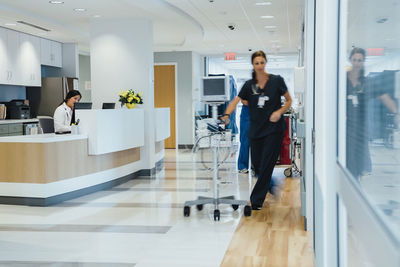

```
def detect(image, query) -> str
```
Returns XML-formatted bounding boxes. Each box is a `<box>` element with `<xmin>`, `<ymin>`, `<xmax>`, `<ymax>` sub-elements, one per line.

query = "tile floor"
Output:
<box><xmin>0</xmin><ymin>149</ymin><xmax>262</xmax><ymax>267</ymax></box>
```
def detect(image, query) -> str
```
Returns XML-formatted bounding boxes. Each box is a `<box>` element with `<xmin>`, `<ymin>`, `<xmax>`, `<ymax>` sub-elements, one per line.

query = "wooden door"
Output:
<box><xmin>154</xmin><ymin>65</ymin><xmax>176</xmax><ymax>148</ymax></box>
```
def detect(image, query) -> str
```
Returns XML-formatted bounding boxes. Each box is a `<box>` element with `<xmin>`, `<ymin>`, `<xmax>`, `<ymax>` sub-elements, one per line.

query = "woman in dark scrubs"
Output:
<box><xmin>221</xmin><ymin>51</ymin><xmax>292</xmax><ymax>210</ymax></box>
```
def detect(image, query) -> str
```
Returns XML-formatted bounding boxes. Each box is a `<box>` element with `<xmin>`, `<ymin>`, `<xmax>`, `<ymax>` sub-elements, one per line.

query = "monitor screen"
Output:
<box><xmin>102</xmin><ymin>103</ymin><xmax>115</xmax><ymax>109</ymax></box>
<box><xmin>201</xmin><ymin>76</ymin><xmax>230</xmax><ymax>102</ymax></box>
<box><xmin>203</xmin><ymin>79</ymin><xmax>225</xmax><ymax>96</ymax></box>
<box><xmin>74</xmin><ymin>102</ymin><xmax>92</xmax><ymax>110</ymax></box>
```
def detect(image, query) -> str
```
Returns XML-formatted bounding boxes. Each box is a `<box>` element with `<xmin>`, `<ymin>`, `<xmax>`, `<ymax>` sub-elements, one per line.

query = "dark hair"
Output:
<box><xmin>63</xmin><ymin>90</ymin><xmax>81</xmax><ymax>125</ymax></box>
<box><xmin>349</xmin><ymin>47</ymin><xmax>366</xmax><ymax>60</ymax></box>
<box><xmin>251</xmin><ymin>50</ymin><xmax>267</xmax><ymax>81</ymax></box>
<box><xmin>64</xmin><ymin>90</ymin><xmax>82</xmax><ymax>103</ymax></box>
<box><xmin>349</xmin><ymin>47</ymin><xmax>366</xmax><ymax>82</ymax></box>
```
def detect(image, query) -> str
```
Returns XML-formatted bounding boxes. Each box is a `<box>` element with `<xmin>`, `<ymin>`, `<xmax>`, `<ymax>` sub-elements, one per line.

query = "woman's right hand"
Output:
<box><xmin>219</xmin><ymin>115</ymin><xmax>230</xmax><ymax>125</ymax></box>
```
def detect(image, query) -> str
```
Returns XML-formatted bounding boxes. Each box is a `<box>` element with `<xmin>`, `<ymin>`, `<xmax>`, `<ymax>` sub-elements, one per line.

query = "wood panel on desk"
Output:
<box><xmin>221</xmin><ymin>178</ymin><xmax>315</xmax><ymax>267</ymax></box>
<box><xmin>0</xmin><ymin>139</ymin><xmax>140</xmax><ymax>183</ymax></box>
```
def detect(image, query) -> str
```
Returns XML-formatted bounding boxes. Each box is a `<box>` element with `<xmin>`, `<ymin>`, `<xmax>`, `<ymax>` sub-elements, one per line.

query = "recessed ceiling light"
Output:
<box><xmin>73</xmin><ymin>8</ymin><xmax>87</xmax><ymax>12</ymax></box>
<box><xmin>270</xmin><ymin>40</ymin><xmax>280</xmax><ymax>43</ymax></box>
<box><xmin>49</xmin><ymin>1</ymin><xmax>64</xmax><ymax>4</ymax></box>
<box><xmin>93</xmin><ymin>15</ymin><xmax>101</xmax><ymax>18</ymax></box>
<box><xmin>5</xmin><ymin>23</ymin><xmax>16</xmax><ymax>26</ymax></box>
<box><xmin>264</xmin><ymin>25</ymin><xmax>277</xmax><ymax>29</ymax></box>
<box><xmin>256</xmin><ymin>2</ymin><xmax>272</xmax><ymax>6</ymax></box>
<box><xmin>261</xmin><ymin>16</ymin><xmax>274</xmax><ymax>19</ymax></box>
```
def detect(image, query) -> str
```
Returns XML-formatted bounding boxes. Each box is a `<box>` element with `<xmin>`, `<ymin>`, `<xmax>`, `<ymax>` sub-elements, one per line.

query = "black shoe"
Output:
<box><xmin>251</xmin><ymin>205</ymin><xmax>262</xmax><ymax>210</ymax></box>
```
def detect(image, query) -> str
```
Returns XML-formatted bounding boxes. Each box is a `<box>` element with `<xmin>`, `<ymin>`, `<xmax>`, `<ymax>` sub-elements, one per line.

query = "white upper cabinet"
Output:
<box><xmin>0</xmin><ymin>28</ymin><xmax>8</xmax><ymax>84</ymax></box>
<box><xmin>5</xmin><ymin>29</ymin><xmax>20</xmax><ymax>85</ymax></box>
<box><xmin>19</xmin><ymin>33</ymin><xmax>41</xmax><ymax>86</ymax></box>
<box><xmin>0</xmin><ymin>27</ymin><xmax>63</xmax><ymax>86</ymax></box>
<box><xmin>40</xmin><ymin>38</ymin><xmax>62</xmax><ymax>67</ymax></box>
<box><xmin>51</xmin><ymin>40</ymin><xmax>62</xmax><ymax>68</ymax></box>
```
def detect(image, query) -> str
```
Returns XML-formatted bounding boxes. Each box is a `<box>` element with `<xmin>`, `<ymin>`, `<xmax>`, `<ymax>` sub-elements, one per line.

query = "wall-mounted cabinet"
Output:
<box><xmin>0</xmin><ymin>28</ymin><xmax>44</xmax><ymax>87</ymax></box>
<box><xmin>0</xmin><ymin>28</ymin><xmax>20</xmax><ymax>85</ymax></box>
<box><xmin>19</xmin><ymin>33</ymin><xmax>41</xmax><ymax>86</ymax></box>
<box><xmin>0</xmin><ymin>28</ymin><xmax>8</xmax><ymax>83</ymax></box>
<box><xmin>0</xmin><ymin>27</ymin><xmax>64</xmax><ymax>87</ymax></box>
<box><xmin>40</xmin><ymin>38</ymin><xmax>62</xmax><ymax>68</ymax></box>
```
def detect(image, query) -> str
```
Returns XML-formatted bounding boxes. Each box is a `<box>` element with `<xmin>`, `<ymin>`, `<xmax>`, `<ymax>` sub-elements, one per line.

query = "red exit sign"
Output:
<box><xmin>225</xmin><ymin>52</ymin><xmax>236</xmax><ymax>61</ymax></box>
<box><xmin>367</xmin><ymin>47</ymin><xmax>384</xmax><ymax>56</ymax></box>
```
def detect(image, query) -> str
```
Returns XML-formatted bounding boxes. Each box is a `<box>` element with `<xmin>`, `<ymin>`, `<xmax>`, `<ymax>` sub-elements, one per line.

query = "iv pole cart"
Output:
<box><xmin>183</xmin><ymin>76</ymin><xmax>252</xmax><ymax>221</ymax></box>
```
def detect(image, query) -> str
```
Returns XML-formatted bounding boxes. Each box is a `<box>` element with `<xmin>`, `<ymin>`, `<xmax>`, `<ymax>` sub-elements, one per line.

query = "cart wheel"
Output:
<box><xmin>196</xmin><ymin>204</ymin><xmax>203</xmax><ymax>211</ymax></box>
<box><xmin>232</xmin><ymin>204</ymin><xmax>239</xmax><ymax>210</ymax></box>
<box><xmin>214</xmin><ymin>209</ymin><xmax>220</xmax><ymax>221</ymax></box>
<box><xmin>284</xmin><ymin>168</ymin><xmax>292</xmax><ymax>177</ymax></box>
<box><xmin>183</xmin><ymin>206</ymin><xmax>190</xmax><ymax>217</ymax></box>
<box><xmin>244</xmin><ymin>205</ymin><xmax>252</xmax><ymax>217</ymax></box>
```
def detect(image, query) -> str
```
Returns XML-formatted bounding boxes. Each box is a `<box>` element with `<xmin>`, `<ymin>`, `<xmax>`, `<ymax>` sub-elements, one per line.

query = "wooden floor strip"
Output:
<box><xmin>221</xmin><ymin>177</ymin><xmax>315</xmax><ymax>267</ymax></box>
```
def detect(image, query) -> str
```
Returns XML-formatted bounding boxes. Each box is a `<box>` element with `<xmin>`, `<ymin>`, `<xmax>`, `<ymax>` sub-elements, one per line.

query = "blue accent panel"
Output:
<box><xmin>0</xmin><ymin>85</ymin><xmax>26</xmax><ymax>102</ymax></box>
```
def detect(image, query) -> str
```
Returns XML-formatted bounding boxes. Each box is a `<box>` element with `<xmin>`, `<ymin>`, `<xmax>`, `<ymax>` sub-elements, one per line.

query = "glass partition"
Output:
<box><xmin>338</xmin><ymin>0</ymin><xmax>400</xmax><ymax>243</ymax></box>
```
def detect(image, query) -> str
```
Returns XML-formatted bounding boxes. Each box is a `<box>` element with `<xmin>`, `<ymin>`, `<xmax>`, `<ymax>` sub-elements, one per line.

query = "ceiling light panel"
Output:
<box><xmin>255</xmin><ymin>2</ymin><xmax>272</xmax><ymax>6</ymax></box>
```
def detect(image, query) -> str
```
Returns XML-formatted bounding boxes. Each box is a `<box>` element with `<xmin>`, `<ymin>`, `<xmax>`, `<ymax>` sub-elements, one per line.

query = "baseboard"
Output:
<box><xmin>0</xmin><ymin>171</ymin><xmax>140</xmax><ymax>207</ymax></box>
<box><xmin>139</xmin><ymin>158</ymin><xmax>165</xmax><ymax>177</ymax></box>
<box><xmin>178</xmin><ymin>144</ymin><xmax>194</xmax><ymax>149</ymax></box>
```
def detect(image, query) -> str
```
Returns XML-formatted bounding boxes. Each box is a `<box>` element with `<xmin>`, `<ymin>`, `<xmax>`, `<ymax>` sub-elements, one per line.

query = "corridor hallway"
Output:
<box><xmin>0</xmin><ymin>149</ymin><xmax>313</xmax><ymax>266</ymax></box>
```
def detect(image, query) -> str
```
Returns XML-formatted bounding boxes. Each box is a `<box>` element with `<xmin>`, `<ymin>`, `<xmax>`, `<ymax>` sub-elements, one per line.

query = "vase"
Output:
<box><xmin>126</xmin><ymin>103</ymin><xmax>136</xmax><ymax>109</ymax></box>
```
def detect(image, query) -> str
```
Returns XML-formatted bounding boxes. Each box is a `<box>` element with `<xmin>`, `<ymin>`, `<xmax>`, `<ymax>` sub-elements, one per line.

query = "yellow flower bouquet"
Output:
<box><xmin>118</xmin><ymin>89</ymin><xmax>144</xmax><ymax>109</ymax></box>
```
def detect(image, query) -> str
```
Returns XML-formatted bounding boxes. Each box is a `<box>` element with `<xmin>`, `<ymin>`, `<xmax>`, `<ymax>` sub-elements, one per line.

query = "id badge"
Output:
<box><xmin>347</xmin><ymin>95</ymin><xmax>359</xmax><ymax>107</ymax></box>
<box><xmin>257</xmin><ymin>96</ymin><xmax>269</xmax><ymax>108</ymax></box>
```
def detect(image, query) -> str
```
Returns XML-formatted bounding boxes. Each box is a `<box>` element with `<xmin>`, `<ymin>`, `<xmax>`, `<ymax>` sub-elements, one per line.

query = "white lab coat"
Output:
<box><xmin>53</xmin><ymin>102</ymin><xmax>73</xmax><ymax>132</ymax></box>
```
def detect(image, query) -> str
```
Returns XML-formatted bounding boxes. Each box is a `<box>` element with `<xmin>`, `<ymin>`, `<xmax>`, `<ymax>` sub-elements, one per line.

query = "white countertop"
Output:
<box><xmin>0</xmin><ymin>133</ymin><xmax>88</xmax><ymax>143</ymax></box>
<box><xmin>0</xmin><ymin>119</ymin><xmax>39</xmax><ymax>125</ymax></box>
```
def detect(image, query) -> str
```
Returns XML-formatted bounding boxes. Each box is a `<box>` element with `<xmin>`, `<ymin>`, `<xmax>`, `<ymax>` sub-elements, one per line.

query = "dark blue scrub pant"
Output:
<box><xmin>238</xmin><ymin>118</ymin><xmax>250</xmax><ymax>170</ymax></box>
<box><xmin>250</xmin><ymin>132</ymin><xmax>284</xmax><ymax>206</ymax></box>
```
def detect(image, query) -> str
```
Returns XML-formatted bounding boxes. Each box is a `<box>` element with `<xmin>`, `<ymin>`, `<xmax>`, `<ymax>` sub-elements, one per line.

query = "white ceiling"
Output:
<box><xmin>0</xmin><ymin>0</ymin><xmax>304</xmax><ymax>56</ymax></box>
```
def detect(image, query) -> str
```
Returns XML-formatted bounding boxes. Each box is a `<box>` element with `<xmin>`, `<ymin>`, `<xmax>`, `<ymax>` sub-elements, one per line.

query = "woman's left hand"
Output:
<box><xmin>269</xmin><ymin>111</ymin><xmax>281</xmax><ymax>122</ymax></box>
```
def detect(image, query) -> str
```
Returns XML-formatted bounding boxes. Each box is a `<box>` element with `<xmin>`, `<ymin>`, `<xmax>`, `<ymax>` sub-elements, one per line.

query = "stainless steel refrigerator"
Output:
<box><xmin>26</xmin><ymin>77</ymin><xmax>78</xmax><ymax>117</ymax></box>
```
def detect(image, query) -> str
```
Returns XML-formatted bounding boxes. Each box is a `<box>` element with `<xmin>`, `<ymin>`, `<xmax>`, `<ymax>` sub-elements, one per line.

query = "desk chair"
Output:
<box><xmin>38</xmin><ymin>117</ymin><xmax>55</xmax><ymax>133</ymax></box>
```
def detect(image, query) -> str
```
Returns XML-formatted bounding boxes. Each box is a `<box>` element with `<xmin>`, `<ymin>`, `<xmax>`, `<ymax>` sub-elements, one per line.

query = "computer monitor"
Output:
<box><xmin>102</xmin><ymin>103</ymin><xmax>115</xmax><ymax>109</ymax></box>
<box><xmin>201</xmin><ymin>76</ymin><xmax>230</xmax><ymax>103</ymax></box>
<box><xmin>74</xmin><ymin>102</ymin><xmax>92</xmax><ymax>110</ymax></box>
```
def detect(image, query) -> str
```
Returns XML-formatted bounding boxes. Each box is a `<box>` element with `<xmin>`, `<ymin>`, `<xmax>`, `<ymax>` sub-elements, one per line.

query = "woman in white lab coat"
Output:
<box><xmin>53</xmin><ymin>90</ymin><xmax>81</xmax><ymax>132</ymax></box>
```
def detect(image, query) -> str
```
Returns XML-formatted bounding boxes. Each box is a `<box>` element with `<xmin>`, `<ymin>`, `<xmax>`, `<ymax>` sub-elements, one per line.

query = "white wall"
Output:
<box><xmin>90</xmin><ymin>19</ymin><xmax>154</xmax><ymax>109</ymax></box>
<box><xmin>313</xmin><ymin>0</ymin><xmax>339</xmax><ymax>266</ymax></box>
<box><xmin>61</xmin><ymin>43</ymin><xmax>79</xmax><ymax>78</ymax></box>
<box><xmin>78</xmin><ymin>54</ymin><xmax>91</xmax><ymax>102</ymax></box>
<box><xmin>90</xmin><ymin>19</ymin><xmax>156</xmax><ymax>169</ymax></box>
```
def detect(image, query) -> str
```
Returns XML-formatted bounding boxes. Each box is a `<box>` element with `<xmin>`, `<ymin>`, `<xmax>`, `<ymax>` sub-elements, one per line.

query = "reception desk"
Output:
<box><xmin>0</xmin><ymin>108</ymin><xmax>169</xmax><ymax>206</ymax></box>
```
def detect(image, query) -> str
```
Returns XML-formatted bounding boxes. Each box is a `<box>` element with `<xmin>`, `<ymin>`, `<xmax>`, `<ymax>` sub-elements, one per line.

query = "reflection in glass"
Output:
<box><xmin>344</xmin><ymin>0</ymin><xmax>400</xmax><ymax>242</ymax></box>
<box><xmin>346</xmin><ymin>47</ymin><xmax>371</xmax><ymax>180</ymax></box>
